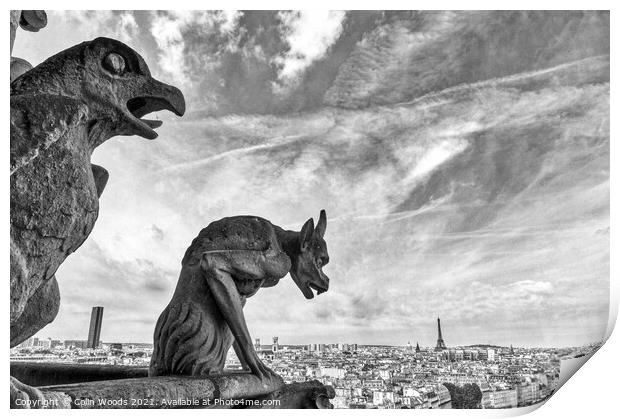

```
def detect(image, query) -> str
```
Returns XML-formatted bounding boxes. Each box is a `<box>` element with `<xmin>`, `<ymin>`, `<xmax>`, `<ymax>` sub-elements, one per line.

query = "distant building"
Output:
<box><xmin>435</xmin><ymin>384</ymin><xmax>452</xmax><ymax>407</ymax></box>
<box><xmin>378</xmin><ymin>369</ymin><xmax>392</xmax><ymax>381</ymax></box>
<box><xmin>517</xmin><ymin>379</ymin><xmax>541</xmax><ymax>406</ymax></box>
<box><xmin>489</xmin><ymin>387</ymin><xmax>518</xmax><ymax>408</ymax></box>
<box><xmin>373</xmin><ymin>390</ymin><xmax>394</xmax><ymax>406</ymax></box>
<box><xmin>32</xmin><ymin>338</ymin><xmax>51</xmax><ymax>349</ymax></box>
<box><xmin>255</xmin><ymin>338</ymin><xmax>261</xmax><ymax>351</ymax></box>
<box><xmin>435</xmin><ymin>318</ymin><xmax>447</xmax><ymax>351</ymax></box>
<box><xmin>487</xmin><ymin>348</ymin><xmax>496</xmax><ymax>362</ymax></box>
<box><xmin>65</xmin><ymin>339</ymin><xmax>88</xmax><ymax>349</ymax></box>
<box><xmin>332</xmin><ymin>395</ymin><xmax>349</xmax><ymax>408</ymax></box>
<box><xmin>256</xmin><ymin>346</ymin><xmax>275</xmax><ymax>360</ymax></box>
<box><xmin>481</xmin><ymin>386</ymin><xmax>492</xmax><ymax>408</ymax></box>
<box><xmin>320</xmin><ymin>366</ymin><xmax>346</xmax><ymax>379</ymax></box>
<box><xmin>87</xmin><ymin>306</ymin><xmax>104</xmax><ymax>348</ymax></box>
<box><xmin>404</xmin><ymin>387</ymin><xmax>419</xmax><ymax>398</ymax></box>
<box><xmin>272</xmin><ymin>337</ymin><xmax>279</xmax><ymax>353</ymax></box>
<box><xmin>363</xmin><ymin>379</ymin><xmax>383</xmax><ymax>389</ymax></box>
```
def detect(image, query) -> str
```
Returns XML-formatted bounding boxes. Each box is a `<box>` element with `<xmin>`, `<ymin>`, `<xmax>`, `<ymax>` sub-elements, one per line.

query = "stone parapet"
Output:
<box><xmin>12</xmin><ymin>363</ymin><xmax>333</xmax><ymax>409</ymax></box>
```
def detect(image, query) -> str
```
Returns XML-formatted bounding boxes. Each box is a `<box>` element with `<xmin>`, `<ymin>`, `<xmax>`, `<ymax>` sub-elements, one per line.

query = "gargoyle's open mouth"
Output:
<box><xmin>292</xmin><ymin>270</ymin><xmax>329</xmax><ymax>299</ymax></box>
<box><xmin>309</xmin><ymin>282</ymin><xmax>328</xmax><ymax>296</ymax></box>
<box><xmin>127</xmin><ymin>95</ymin><xmax>185</xmax><ymax>140</ymax></box>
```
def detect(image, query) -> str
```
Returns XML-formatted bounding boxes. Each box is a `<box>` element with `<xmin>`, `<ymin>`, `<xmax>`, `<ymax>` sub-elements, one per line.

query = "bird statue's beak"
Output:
<box><xmin>124</xmin><ymin>77</ymin><xmax>186</xmax><ymax>140</ymax></box>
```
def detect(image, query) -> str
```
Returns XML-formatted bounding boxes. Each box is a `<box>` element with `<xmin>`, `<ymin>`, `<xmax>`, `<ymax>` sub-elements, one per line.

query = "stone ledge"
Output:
<box><xmin>11</xmin><ymin>362</ymin><xmax>148</xmax><ymax>386</ymax></box>
<box><xmin>40</xmin><ymin>373</ymin><xmax>279</xmax><ymax>408</ymax></box>
<box><xmin>14</xmin><ymin>363</ymin><xmax>334</xmax><ymax>409</ymax></box>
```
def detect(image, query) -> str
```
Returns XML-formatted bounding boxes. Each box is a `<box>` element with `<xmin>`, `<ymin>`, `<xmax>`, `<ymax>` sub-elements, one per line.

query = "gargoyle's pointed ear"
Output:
<box><xmin>315</xmin><ymin>209</ymin><xmax>327</xmax><ymax>238</ymax></box>
<box><xmin>300</xmin><ymin>218</ymin><xmax>315</xmax><ymax>251</ymax></box>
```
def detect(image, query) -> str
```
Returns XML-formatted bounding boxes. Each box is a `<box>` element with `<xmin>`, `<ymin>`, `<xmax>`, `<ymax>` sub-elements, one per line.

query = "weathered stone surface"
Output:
<box><xmin>10</xmin><ymin>36</ymin><xmax>185</xmax><ymax>407</ymax></box>
<box><xmin>10</xmin><ymin>376</ymin><xmax>44</xmax><ymax>409</ymax></box>
<box><xmin>10</xmin><ymin>10</ymin><xmax>21</xmax><ymax>44</ymax></box>
<box><xmin>10</xmin><ymin>277</ymin><xmax>59</xmax><ymax>348</ymax></box>
<box><xmin>19</xmin><ymin>11</ymin><xmax>48</xmax><ymax>32</ymax></box>
<box><xmin>42</xmin><ymin>376</ymin><xmax>216</xmax><ymax>409</ymax></box>
<box><xmin>10</xmin><ymin>10</ymin><xmax>48</xmax><ymax>82</ymax></box>
<box><xmin>247</xmin><ymin>380</ymin><xmax>336</xmax><ymax>409</ymax></box>
<box><xmin>10</xmin><ymin>57</ymin><xmax>33</xmax><ymax>83</ymax></box>
<box><xmin>150</xmin><ymin>211</ymin><xmax>330</xmax><ymax>395</ymax></box>
<box><xmin>11</xmin><ymin>363</ymin><xmax>149</xmax><ymax>387</ymax></box>
<box><xmin>32</xmin><ymin>374</ymin><xmax>333</xmax><ymax>409</ymax></box>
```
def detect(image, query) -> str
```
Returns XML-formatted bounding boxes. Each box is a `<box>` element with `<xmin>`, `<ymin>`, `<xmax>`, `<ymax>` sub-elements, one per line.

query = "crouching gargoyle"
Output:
<box><xmin>149</xmin><ymin>211</ymin><xmax>330</xmax><ymax>392</ymax></box>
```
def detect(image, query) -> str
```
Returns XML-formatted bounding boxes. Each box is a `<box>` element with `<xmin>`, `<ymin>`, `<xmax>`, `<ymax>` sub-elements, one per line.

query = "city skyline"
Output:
<box><xmin>24</xmin><ymin>335</ymin><xmax>598</xmax><ymax>351</ymax></box>
<box><xmin>13</xmin><ymin>328</ymin><xmax>573</xmax><ymax>409</ymax></box>
<box><xmin>14</xmin><ymin>11</ymin><xmax>609</xmax><ymax>348</ymax></box>
<box><xmin>30</xmin><ymin>311</ymin><xmax>601</xmax><ymax>350</ymax></box>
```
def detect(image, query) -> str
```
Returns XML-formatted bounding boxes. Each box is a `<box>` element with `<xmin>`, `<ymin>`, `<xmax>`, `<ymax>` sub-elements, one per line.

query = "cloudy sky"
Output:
<box><xmin>14</xmin><ymin>11</ymin><xmax>609</xmax><ymax>348</ymax></box>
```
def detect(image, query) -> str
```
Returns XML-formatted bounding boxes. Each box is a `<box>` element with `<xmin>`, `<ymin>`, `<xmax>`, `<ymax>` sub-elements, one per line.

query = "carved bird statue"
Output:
<box><xmin>10</xmin><ymin>37</ymin><xmax>185</xmax><ymax>407</ymax></box>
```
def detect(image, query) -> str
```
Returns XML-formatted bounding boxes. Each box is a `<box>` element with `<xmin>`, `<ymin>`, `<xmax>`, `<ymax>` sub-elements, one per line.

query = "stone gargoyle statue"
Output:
<box><xmin>149</xmin><ymin>211</ymin><xmax>330</xmax><ymax>392</ymax></box>
<box><xmin>10</xmin><ymin>10</ymin><xmax>48</xmax><ymax>82</ymax></box>
<box><xmin>10</xmin><ymin>37</ymin><xmax>185</xmax><ymax>407</ymax></box>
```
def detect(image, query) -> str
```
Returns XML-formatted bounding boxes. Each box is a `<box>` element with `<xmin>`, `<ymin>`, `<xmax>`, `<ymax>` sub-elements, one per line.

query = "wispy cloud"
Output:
<box><xmin>149</xmin><ymin>11</ymin><xmax>195</xmax><ymax>86</ymax></box>
<box><xmin>118</xmin><ymin>12</ymin><xmax>139</xmax><ymax>44</ymax></box>
<box><xmin>273</xmin><ymin>11</ymin><xmax>345</xmax><ymax>90</ymax></box>
<box><xmin>160</xmin><ymin>133</ymin><xmax>309</xmax><ymax>173</ymax></box>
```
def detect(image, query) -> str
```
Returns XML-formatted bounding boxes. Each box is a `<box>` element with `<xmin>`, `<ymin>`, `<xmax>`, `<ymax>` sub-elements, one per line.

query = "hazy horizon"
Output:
<box><xmin>28</xmin><ymin>326</ymin><xmax>603</xmax><ymax>351</ymax></box>
<box><xmin>13</xmin><ymin>11</ymin><xmax>610</xmax><ymax>348</ymax></box>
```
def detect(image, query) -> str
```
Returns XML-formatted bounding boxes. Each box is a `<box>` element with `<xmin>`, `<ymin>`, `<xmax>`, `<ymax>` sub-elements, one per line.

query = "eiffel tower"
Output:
<box><xmin>435</xmin><ymin>317</ymin><xmax>447</xmax><ymax>351</ymax></box>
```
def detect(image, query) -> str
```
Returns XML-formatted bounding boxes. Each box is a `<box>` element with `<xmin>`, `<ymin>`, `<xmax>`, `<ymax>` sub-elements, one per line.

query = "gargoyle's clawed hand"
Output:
<box><xmin>311</xmin><ymin>387</ymin><xmax>335</xmax><ymax>409</ymax></box>
<box><xmin>10</xmin><ymin>376</ymin><xmax>45</xmax><ymax>409</ymax></box>
<box><xmin>252</xmin><ymin>358</ymin><xmax>283</xmax><ymax>389</ymax></box>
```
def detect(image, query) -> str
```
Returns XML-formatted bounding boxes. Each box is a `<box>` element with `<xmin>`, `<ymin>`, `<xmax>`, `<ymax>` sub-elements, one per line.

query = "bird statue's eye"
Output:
<box><xmin>103</xmin><ymin>53</ymin><xmax>126</xmax><ymax>75</ymax></box>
